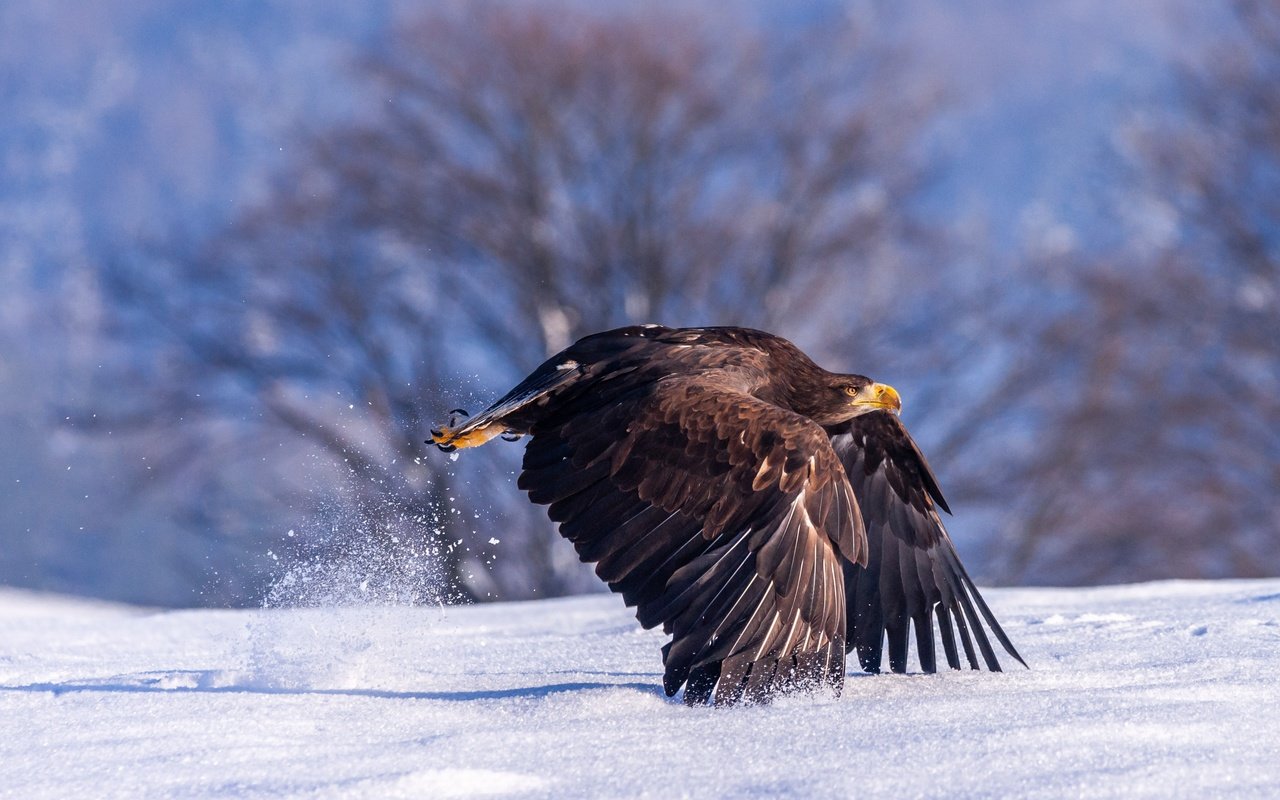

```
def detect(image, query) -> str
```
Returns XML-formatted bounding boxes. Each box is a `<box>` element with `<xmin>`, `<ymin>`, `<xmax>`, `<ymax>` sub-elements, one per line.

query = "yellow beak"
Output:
<box><xmin>855</xmin><ymin>382</ymin><xmax>902</xmax><ymax>415</ymax></box>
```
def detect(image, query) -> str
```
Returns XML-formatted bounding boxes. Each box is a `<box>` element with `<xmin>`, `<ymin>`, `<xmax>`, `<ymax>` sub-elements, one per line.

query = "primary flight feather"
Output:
<box><xmin>430</xmin><ymin>325</ymin><xmax>1023</xmax><ymax>704</ymax></box>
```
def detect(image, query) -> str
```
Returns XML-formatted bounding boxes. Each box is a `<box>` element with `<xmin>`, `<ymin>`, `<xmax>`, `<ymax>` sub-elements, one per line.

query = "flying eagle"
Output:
<box><xmin>430</xmin><ymin>325</ymin><xmax>1023</xmax><ymax>704</ymax></box>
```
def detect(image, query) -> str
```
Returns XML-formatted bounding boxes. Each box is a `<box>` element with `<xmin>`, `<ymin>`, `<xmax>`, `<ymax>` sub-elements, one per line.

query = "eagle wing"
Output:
<box><xmin>518</xmin><ymin>376</ymin><xmax>865</xmax><ymax>704</ymax></box>
<box><xmin>828</xmin><ymin>412</ymin><xmax>1025</xmax><ymax>674</ymax></box>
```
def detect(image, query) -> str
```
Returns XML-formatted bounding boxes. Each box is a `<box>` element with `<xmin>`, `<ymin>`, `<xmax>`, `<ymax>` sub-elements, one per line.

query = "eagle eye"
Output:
<box><xmin>842</xmin><ymin>384</ymin><xmax>859</xmax><ymax>397</ymax></box>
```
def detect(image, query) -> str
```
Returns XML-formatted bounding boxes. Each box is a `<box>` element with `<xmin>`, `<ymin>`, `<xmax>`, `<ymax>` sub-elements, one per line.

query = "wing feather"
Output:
<box><xmin>518</xmin><ymin>376</ymin><xmax>863</xmax><ymax>704</ymax></box>
<box><xmin>828</xmin><ymin>412</ymin><xmax>1025</xmax><ymax>674</ymax></box>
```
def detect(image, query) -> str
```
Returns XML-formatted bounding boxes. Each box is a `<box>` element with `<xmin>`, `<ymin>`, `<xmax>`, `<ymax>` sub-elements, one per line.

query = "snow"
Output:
<box><xmin>2</xmin><ymin>580</ymin><xmax>1278</xmax><ymax>799</ymax></box>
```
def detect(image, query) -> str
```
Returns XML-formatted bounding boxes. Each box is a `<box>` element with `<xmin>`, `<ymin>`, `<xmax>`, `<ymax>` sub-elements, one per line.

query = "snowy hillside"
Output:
<box><xmin>2</xmin><ymin>580</ymin><xmax>1278</xmax><ymax>798</ymax></box>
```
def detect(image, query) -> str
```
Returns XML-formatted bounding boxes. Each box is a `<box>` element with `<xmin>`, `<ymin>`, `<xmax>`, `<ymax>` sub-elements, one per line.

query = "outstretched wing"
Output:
<box><xmin>827</xmin><ymin>412</ymin><xmax>1025</xmax><ymax>674</ymax></box>
<box><xmin>518</xmin><ymin>376</ymin><xmax>865</xmax><ymax>704</ymax></box>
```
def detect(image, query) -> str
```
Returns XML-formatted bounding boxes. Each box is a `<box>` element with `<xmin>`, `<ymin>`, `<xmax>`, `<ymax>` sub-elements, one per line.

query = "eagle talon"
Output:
<box><xmin>430</xmin><ymin>423</ymin><xmax>459</xmax><ymax>451</ymax></box>
<box><xmin>501</xmin><ymin>431</ymin><xmax>523</xmax><ymax>442</ymax></box>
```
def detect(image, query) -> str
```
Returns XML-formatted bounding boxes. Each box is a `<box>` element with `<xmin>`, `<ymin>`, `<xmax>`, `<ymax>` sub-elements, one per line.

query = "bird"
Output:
<box><xmin>430</xmin><ymin>325</ymin><xmax>1023</xmax><ymax>705</ymax></box>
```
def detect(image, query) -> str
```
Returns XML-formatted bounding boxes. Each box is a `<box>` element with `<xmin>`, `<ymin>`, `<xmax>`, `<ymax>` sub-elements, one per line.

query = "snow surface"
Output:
<box><xmin>2</xmin><ymin>580</ymin><xmax>1279</xmax><ymax>799</ymax></box>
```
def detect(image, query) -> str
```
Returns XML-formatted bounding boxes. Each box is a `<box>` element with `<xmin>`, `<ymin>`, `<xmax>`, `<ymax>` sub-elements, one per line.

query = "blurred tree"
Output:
<box><xmin>99</xmin><ymin>1</ymin><xmax>937</xmax><ymax>603</ymax></box>
<box><xmin>955</xmin><ymin>0</ymin><xmax>1280</xmax><ymax>583</ymax></box>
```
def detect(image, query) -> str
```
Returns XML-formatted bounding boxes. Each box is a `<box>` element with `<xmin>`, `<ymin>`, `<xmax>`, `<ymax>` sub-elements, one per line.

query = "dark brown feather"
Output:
<box><xmin>519</xmin><ymin>373</ymin><xmax>861</xmax><ymax>704</ymax></box>
<box><xmin>437</xmin><ymin>325</ymin><xmax>1022</xmax><ymax>702</ymax></box>
<box><xmin>828</xmin><ymin>412</ymin><xmax>1025</xmax><ymax>674</ymax></box>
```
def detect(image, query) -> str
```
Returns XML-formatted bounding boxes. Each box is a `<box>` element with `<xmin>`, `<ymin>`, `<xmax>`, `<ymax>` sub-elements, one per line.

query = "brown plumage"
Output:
<box><xmin>430</xmin><ymin>325</ymin><xmax>1023</xmax><ymax>704</ymax></box>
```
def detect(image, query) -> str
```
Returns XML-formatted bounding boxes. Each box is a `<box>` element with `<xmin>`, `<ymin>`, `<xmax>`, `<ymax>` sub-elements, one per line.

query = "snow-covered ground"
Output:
<box><xmin>2</xmin><ymin>580</ymin><xmax>1278</xmax><ymax>799</ymax></box>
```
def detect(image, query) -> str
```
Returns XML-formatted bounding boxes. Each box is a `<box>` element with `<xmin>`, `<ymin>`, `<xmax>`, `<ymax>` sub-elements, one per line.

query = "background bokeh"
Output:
<box><xmin>2</xmin><ymin>0</ymin><xmax>1276</xmax><ymax>607</ymax></box>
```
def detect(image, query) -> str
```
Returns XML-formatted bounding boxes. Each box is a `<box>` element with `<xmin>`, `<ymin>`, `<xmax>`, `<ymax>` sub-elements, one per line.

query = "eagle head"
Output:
<box><xmin>799</xmin><ymin>374</ymin><xmax>902</xmax><ymax>426</ymax></box>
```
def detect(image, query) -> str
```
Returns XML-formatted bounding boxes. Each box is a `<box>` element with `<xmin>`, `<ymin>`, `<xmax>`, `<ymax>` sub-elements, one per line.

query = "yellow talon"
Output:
<box><xmin>431</xmin><ymin>423</ymin><xmax>505</xmax><ymax>451</ymax></box>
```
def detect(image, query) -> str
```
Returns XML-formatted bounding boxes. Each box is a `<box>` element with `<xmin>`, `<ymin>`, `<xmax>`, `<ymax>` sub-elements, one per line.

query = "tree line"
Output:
<box><xmin>96</xmin><ymin>1</ymin><xmax>1279</xmax><ymax>603</ymax></box>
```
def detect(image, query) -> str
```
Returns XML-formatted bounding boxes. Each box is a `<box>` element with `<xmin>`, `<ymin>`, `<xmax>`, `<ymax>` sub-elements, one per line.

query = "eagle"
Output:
<box><xmin>430</xmin><ymin>325</ymin><xmax>1023</xmax><ymax>704</ymax></box>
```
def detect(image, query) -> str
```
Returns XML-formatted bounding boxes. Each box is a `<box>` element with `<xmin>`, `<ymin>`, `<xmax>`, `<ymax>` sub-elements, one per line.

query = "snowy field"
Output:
<box><xmin>2</xmin><ymin>580</ymin><xmax>1278</xmax><ymax>799</ymax></box>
